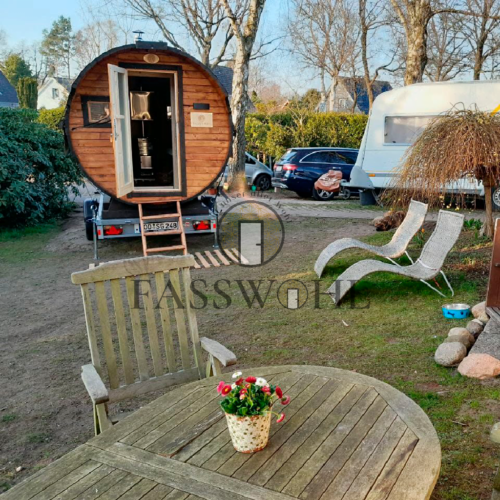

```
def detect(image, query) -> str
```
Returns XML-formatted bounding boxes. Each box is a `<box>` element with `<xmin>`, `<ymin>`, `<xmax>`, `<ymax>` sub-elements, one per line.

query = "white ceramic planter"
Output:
<box><xmin>225</xmin><ymin>412</ymin><xmax>272</xmax><ymax>453</ymax></box>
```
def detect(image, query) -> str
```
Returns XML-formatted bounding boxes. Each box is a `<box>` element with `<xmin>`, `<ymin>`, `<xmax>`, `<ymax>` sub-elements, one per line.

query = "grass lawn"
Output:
<box><xmin>0</xmin><ymin>213</ymin><xmax>498</xmax><ymax>499</ymax></box>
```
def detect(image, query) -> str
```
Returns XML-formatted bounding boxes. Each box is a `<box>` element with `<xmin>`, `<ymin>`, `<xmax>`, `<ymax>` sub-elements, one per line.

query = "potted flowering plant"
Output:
<box><xmin>217</xmin><ymin>372</ymin><xmax>291</xmax><ymax>453</ymax></box>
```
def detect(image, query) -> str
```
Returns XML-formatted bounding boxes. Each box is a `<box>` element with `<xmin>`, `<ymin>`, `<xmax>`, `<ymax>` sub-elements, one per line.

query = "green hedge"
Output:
<box><xmin>245</xmin><ymin>112</ymin><xmax>368</xmax><ymax>160</ymax></box>
<box><xmin>37</xmin><ymin>106</ymin><xmax>66</xmax><ymax>132</ymax></box>
<box><xmin>0</xmin><ymin>108</ymin><xmax>81</xmax><ymax>227</ymax></box>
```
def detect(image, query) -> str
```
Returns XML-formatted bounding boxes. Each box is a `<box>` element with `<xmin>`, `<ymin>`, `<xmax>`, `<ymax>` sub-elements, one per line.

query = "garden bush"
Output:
<box><xmin>0</xmin><ymin>108</ymin><xmax>81</xmax><ymax>227</ymax></box>
<box><xmin>37</xmin><ymin>106</ymin><xmax>65</xmax><ymax>132</ymax></box>
<box><xmin>245</xmin><ymin>111</ymin><xmax>368</xmax><ymax>160</ymax></box>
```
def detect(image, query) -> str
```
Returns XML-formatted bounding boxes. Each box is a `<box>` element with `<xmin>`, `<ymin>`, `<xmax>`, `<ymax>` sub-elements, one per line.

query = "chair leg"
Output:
<box><xmin>419</xmin><ymin>279</ymin><xmax>447</xmax><ymax>298</ymax></box>
<box><xmin>94</xmin><ymin>403</ymin><xmax>112</xmax><ymax>435</ymax></box>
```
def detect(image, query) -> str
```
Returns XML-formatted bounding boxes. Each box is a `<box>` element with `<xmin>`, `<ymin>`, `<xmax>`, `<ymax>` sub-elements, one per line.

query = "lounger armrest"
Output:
<box><xmin>81</xmin><ymin>364</ymin><xmax>109</xmax><ymax>405</ymax></box>
<box><xmin>200</xmin><ymin>337</ymin><xmax>237</xmax><ymax>367</ymax></box>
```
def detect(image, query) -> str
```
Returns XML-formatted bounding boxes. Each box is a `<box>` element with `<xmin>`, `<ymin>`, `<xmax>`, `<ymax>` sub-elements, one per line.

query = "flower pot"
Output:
<box><xmin>225</xmin><ymin>412</ymin><xmax>272</xmax><ymax>453</ymax></box>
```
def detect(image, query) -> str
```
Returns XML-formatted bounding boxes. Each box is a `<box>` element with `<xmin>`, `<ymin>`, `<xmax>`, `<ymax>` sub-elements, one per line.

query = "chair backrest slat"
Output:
<box><xmin>154</xmin><ymin>271</ymin><xmax>176</xmax><ymax>373</ymax></box>
<box><xmin>182</xmin><ymin>267</ymin><xmax>204</xmax><ymax>379</ymax></box>
<box><xmin>125</xmin><ymin>275</ymin><xmax>150</xmax><ymax>381</ymax></box>
<box><xmin>94</xmin><ymin>281</ymin><xmax>119</xmax><ymax>389</ymax></box>
<box><xmin>169</xmin><ymin>268</ymin><xmax>191</xmax><ymax>370</ymax></box>
<box><xmin>73</xmin><ymin>255</ymin><xmax>201</xmax><ymax>393</ymax></box>
<box><xmin>140</xmin><ymin>274</ymin><xmax>163</xmax><ymax>378</ymax></box>
<box><xmin>110</xmin><ymin>279</ymin><xmax>134</xmax><ymax>385</ymax></box>
<box><xmin>81</xmin><ymin>283</ymin><xmax>101</xmax><ymax>374</ymax></box>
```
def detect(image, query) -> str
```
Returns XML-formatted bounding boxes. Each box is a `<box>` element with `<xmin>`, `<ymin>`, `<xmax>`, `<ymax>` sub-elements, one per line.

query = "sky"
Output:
<box><xmin>0</xmin><ymin>0</ymin><xmax>312</xmax><ymax>92</ymax></box>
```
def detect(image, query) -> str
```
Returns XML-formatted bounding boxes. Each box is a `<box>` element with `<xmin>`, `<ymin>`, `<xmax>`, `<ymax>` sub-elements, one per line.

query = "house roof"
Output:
<box><xmin>38</xmin><ymin>76</ymin><xmax>73</xmax><ymax>96</ymax></box>
<box><xmin>212</xmin><ymin>65</ymin><xmax>233</xmax><ymax>97</ymax></box>
<box><xmin>0</xmin><ymin>70</ymin><xmax>19</xmax><ymax>104</ymax></box>
<box><xmin>55</xmin><ymin>77</ymin><xmax>73</xmax><ymax>92</ymax></box>
<box><xmin>338</xmin><ymin>77</ymin><xmax>392</xmax><ymax>114</ymax></box>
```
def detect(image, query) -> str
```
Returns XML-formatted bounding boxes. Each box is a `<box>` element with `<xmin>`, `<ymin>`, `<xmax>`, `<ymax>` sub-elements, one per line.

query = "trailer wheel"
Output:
<box><xmin>85</xmin><ymin>220</ymin><xmax>94</xmax><ymax>241</ymax></box>
<box><xmin>493</xmin><ymin>186</ymin><xmax>500</xmax><ymax>212</ymax></box>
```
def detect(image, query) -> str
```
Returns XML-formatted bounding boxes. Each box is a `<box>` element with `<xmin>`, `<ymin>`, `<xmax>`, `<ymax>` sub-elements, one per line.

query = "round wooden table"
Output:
<box><xmin>5</xmin><ymin>365</ymin><xmax>441</xmax><ymax>500</ymax></box>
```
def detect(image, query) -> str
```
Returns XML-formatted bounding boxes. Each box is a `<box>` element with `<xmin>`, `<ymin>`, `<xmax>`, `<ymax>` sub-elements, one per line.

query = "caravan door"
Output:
<box><xmin>108</xmin><ymin>64</ymin><xmax>134</xmax><ymax>197</ymax></box>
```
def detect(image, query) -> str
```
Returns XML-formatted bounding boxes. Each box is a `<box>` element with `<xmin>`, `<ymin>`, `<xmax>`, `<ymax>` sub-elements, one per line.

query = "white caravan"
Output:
<box><xmin>344</xmin><ymin>80</ymin><xmax>500</xmax><ymax>203</ymax></box>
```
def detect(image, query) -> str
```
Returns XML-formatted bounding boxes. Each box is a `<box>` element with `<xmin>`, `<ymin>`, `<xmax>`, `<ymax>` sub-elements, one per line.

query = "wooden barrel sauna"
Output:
<box><xmin>64</xmin><ymin>42</ymin><xmax>232</xmax><ymax>204</ymax></box>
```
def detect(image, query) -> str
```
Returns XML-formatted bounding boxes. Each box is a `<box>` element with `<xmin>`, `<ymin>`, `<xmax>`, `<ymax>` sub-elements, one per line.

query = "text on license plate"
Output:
<box><xmin>144</xmin><ymin>221</ymin><xmax>178</xmax><ymax>232</ymax></box>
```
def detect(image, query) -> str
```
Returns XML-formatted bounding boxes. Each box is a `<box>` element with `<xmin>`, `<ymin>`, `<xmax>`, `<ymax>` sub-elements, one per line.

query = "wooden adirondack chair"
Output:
<box><xmin>71</xmin><ymin>254</ymin><xmax>237</xmax><ymax>435</ymax></box>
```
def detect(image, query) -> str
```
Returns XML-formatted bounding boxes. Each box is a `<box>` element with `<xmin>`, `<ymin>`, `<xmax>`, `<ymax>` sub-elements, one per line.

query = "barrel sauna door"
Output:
<box><xmin>108</xmin><ymin>64</ymin><xmax>134</xmax><ymax>197</ymax></box>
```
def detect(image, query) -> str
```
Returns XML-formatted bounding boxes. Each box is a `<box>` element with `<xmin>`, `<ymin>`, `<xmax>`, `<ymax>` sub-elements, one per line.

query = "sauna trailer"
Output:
<box><xmin>64</xmin><ymin>41</ymin><xmax>232</xmax><ymax>255</ymax></box>
<box><xmin>343</xmin><ymin>80</ymin><xmax>500</xmax><ymax>206</ymax></box>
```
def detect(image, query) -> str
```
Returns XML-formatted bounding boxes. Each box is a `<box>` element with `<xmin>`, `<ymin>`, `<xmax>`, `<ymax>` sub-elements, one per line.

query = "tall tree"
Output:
<box><xmin>17</xmin><ymin>77</ymin><xmax>38</xmax><ymax>109</ymax></box>
<box><xmin>425</xmin><ymin>7</ymin><xmax>470</xmax><ymax>80</ymax></box>
<box><xmin>220</xmin><ymin>0</ymin><xmax>267</xmax><ymax>190</ymax></box>
<box><xmin>358</xmin><ymin>0</ymin><xmax>397</xmax><ymax>110</ymax></box>
<box><xmin>389</xmin><ymin>0</ymin><xmax>500</xmax><ymax>84</ymax></box>
<box><xmin>122</xmin><ymin>0</ymin><xmax>236</xmax><ymax>68</ymax></box>
<box><xmin>1</xmin><ymin>53</ymin><xmax>33</xmax><ymax>87</ymax></box>
<box><xmin>41</xmin><ymin>16</ymin><xmax>75</xmax><ymax>79</ymax></box>
<box><xmin>74</xmin><ymin>20</ymin><xmax>120</xmax><ymax>70</ymax></box>
<box><xmin>289</xmin><ymin>0</ymin><xmax>360</xmax><ymax>109</ymax></box>
<box><xmin>462</xmin><ymin>0</ymin><xmax>500</xmax><ymax>79</ymax></box>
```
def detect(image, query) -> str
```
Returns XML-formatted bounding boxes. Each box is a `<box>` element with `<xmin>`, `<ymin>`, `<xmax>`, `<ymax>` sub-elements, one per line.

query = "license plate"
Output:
<box><xmin>275</xmin><ymin>166</ymin><xmax>282</xmax><ymax>172</ymax></box>
<box><xmin>144</xmin><ymin>221</ymin><xmax>178</xmax><ymax>232</ymax></box>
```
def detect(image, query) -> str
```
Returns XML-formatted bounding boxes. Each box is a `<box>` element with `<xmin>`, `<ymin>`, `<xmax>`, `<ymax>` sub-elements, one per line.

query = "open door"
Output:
<box><xmin>108</xmin><ymin>64</ymin><xmax>134</xmax><ymax>197</ymax></box>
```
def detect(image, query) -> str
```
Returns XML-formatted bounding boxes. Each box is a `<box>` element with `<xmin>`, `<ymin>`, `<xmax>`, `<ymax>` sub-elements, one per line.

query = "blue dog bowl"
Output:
<box><xmin>442</xmin><ymin>303</ymin><xmax>471</xmax><ymax>319</ymax></box>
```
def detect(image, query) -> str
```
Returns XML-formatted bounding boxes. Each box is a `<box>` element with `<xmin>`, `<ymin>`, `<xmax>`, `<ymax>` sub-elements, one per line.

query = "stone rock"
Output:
<box><xmin>472</xmin><ymin>301</ymin><xmax>488</xmax><ymax>320</ymax></box>
<box><xmin>477</xmin><ymin>313</ymin><xmax>490</xmax><ymax>325</ymax></box>
<box><xmin>448</xmin><ymin>327</ymin><xmax>470</xmax><ymax>338</ymax></box>
<box><xmin>466</xmin><ymin>319</ymin><xmax>484</xmax><ymax>338</ymax></box>
<box><xmin>458</xmin><ymin>353</ymin><xmax>500</xmax><ymax>379</ymax></box>
<box><xmin>491</xmin><ymin>422</ymin><xmax>500</xmax><ymax>444</ymax></box>
<box><xmin>435</xmin><ymin>342</ymin><xmax>467</xmax><ymax>367</ymax></box>
<box><xmin>444</xmin><ymin>333</ymin><xmax>474</xmax><ymax>350</ymax></box>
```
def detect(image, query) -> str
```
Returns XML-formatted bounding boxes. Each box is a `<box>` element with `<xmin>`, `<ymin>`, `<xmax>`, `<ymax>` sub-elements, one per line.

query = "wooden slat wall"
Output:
<box><xmin>68</xmin><ymin>49</ymin><xmax>232</xmax><ymax>204</ymax></box>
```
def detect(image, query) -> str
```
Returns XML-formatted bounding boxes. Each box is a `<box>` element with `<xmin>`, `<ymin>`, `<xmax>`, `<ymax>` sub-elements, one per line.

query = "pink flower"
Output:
<box><xmin>261</xmin><ymin>386</ymin><xmax>271</xmax><ymax>394</ymax></box>
<box><xmin>245</xmin><ymin>376</ymin><xmax>257</xmax><ymax>384</ymax></box>
<box><xmin>235</xmin><ymin>378</ymin><xmax>244</xmax><ymax>386</ymax></box>
<box><xmin>217</xmin><ymin>381</ymin><xmax>225</xmax><ymax>394</ymax></box>
<box><xmin>276</xmin><ymin>386</ymin><xmax>283</xmax><ymax>399</ymax></box>
<box><xmin>240</xmin><ymin>394</ymin><xmax>246</xmax><ymax>400</ymax></box>
<box><xmin>277</xmin><ymin>413</ymin><xmax>285</xmax><ymax>423</ymax></box>
<box><xmin>281</xmin><ymin>395</ymin><xmax>291</xmax><ymax>405</ymax></box>
<box><xmin>221</xmin><ymin>384</ymin><xmax>232</xmax><ymax>396</ymax></box>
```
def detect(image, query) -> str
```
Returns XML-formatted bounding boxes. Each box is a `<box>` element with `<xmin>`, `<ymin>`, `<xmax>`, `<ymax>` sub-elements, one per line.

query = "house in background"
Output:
<box><xmin>38</xmin><ymin>77</ymin><xmax>73</xmax><ymax>109</ymax></box>
<box><xmin>0</xmin><ymin>70</ymin><xmax>19</xmax><ymax>108</ymax></box>
<box><xmin>317</xmin><ymin>77</ymin><xmax>393</xmax><ymax>114</ymax></box>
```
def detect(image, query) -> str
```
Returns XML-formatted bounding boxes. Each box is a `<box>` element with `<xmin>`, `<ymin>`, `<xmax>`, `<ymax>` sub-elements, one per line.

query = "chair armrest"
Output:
<box><xmin>81</xmin><ymin>364</ymin><xmax>109</xmax><ymax>405</ymax></box>
<box><xmin>200</xmin><ymin>337</ymin><xmax>237</xmax><ymax>367</ymax></box>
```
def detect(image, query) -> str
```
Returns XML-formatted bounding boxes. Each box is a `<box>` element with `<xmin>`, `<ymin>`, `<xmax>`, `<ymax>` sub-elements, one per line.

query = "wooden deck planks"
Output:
<box><xmin>282</xmin><ymin>388</ymin><xmax>379</xmax><ymax>498</ymax></box>
<box><xmin>299</xmin><ymin>395</ymin><xmax>388</xmax><ymax>500</ymax></box>
<box><xmin>6</xmin><ymin>366</ymin><xmax>439</xmax><ymax>500</ymax></box>
<box><xmin>268</xmin><ymin>384</ymin><xmax>367</xmax><ymax>492</ymax></box>
<box><xmin>342</xmin><ymin>417</ymin><xmax>408</xmax><ymax>500</ymax></box>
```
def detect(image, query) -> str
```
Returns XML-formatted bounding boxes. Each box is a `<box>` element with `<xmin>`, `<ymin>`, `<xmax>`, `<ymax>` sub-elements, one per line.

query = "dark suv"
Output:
<box><xmin>272</xmin><ymin>147</ymin><xmax>359</xmax><ymax>200</ymax></box>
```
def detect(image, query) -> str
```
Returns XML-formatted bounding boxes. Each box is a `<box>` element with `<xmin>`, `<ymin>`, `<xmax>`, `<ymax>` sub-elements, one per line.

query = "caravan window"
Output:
<box><xmin>384</xmin><ymin>115</ymin><xmax>437</xmax><ymax>144</ymax></box>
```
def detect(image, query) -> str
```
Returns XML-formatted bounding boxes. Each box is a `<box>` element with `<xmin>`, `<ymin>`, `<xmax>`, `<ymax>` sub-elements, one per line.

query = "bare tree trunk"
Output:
<box><xmin>229</xmin><ymin>45</ymin><xmax>250</xmax><ymax>192</ymax></box>
<box><xmin>484</xmin><ymin>177</ymin><xmax>495</xmax><ymax>238</ymax></box>
<box><xmin>404</xmin><ymin>22</ymin><xmax>429</xmax><ymax>84</ymax></box>
<box><xmin>220</xmin><ymin>0</ymin><xmax>267</xmax><ymax>192</ymax></box>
